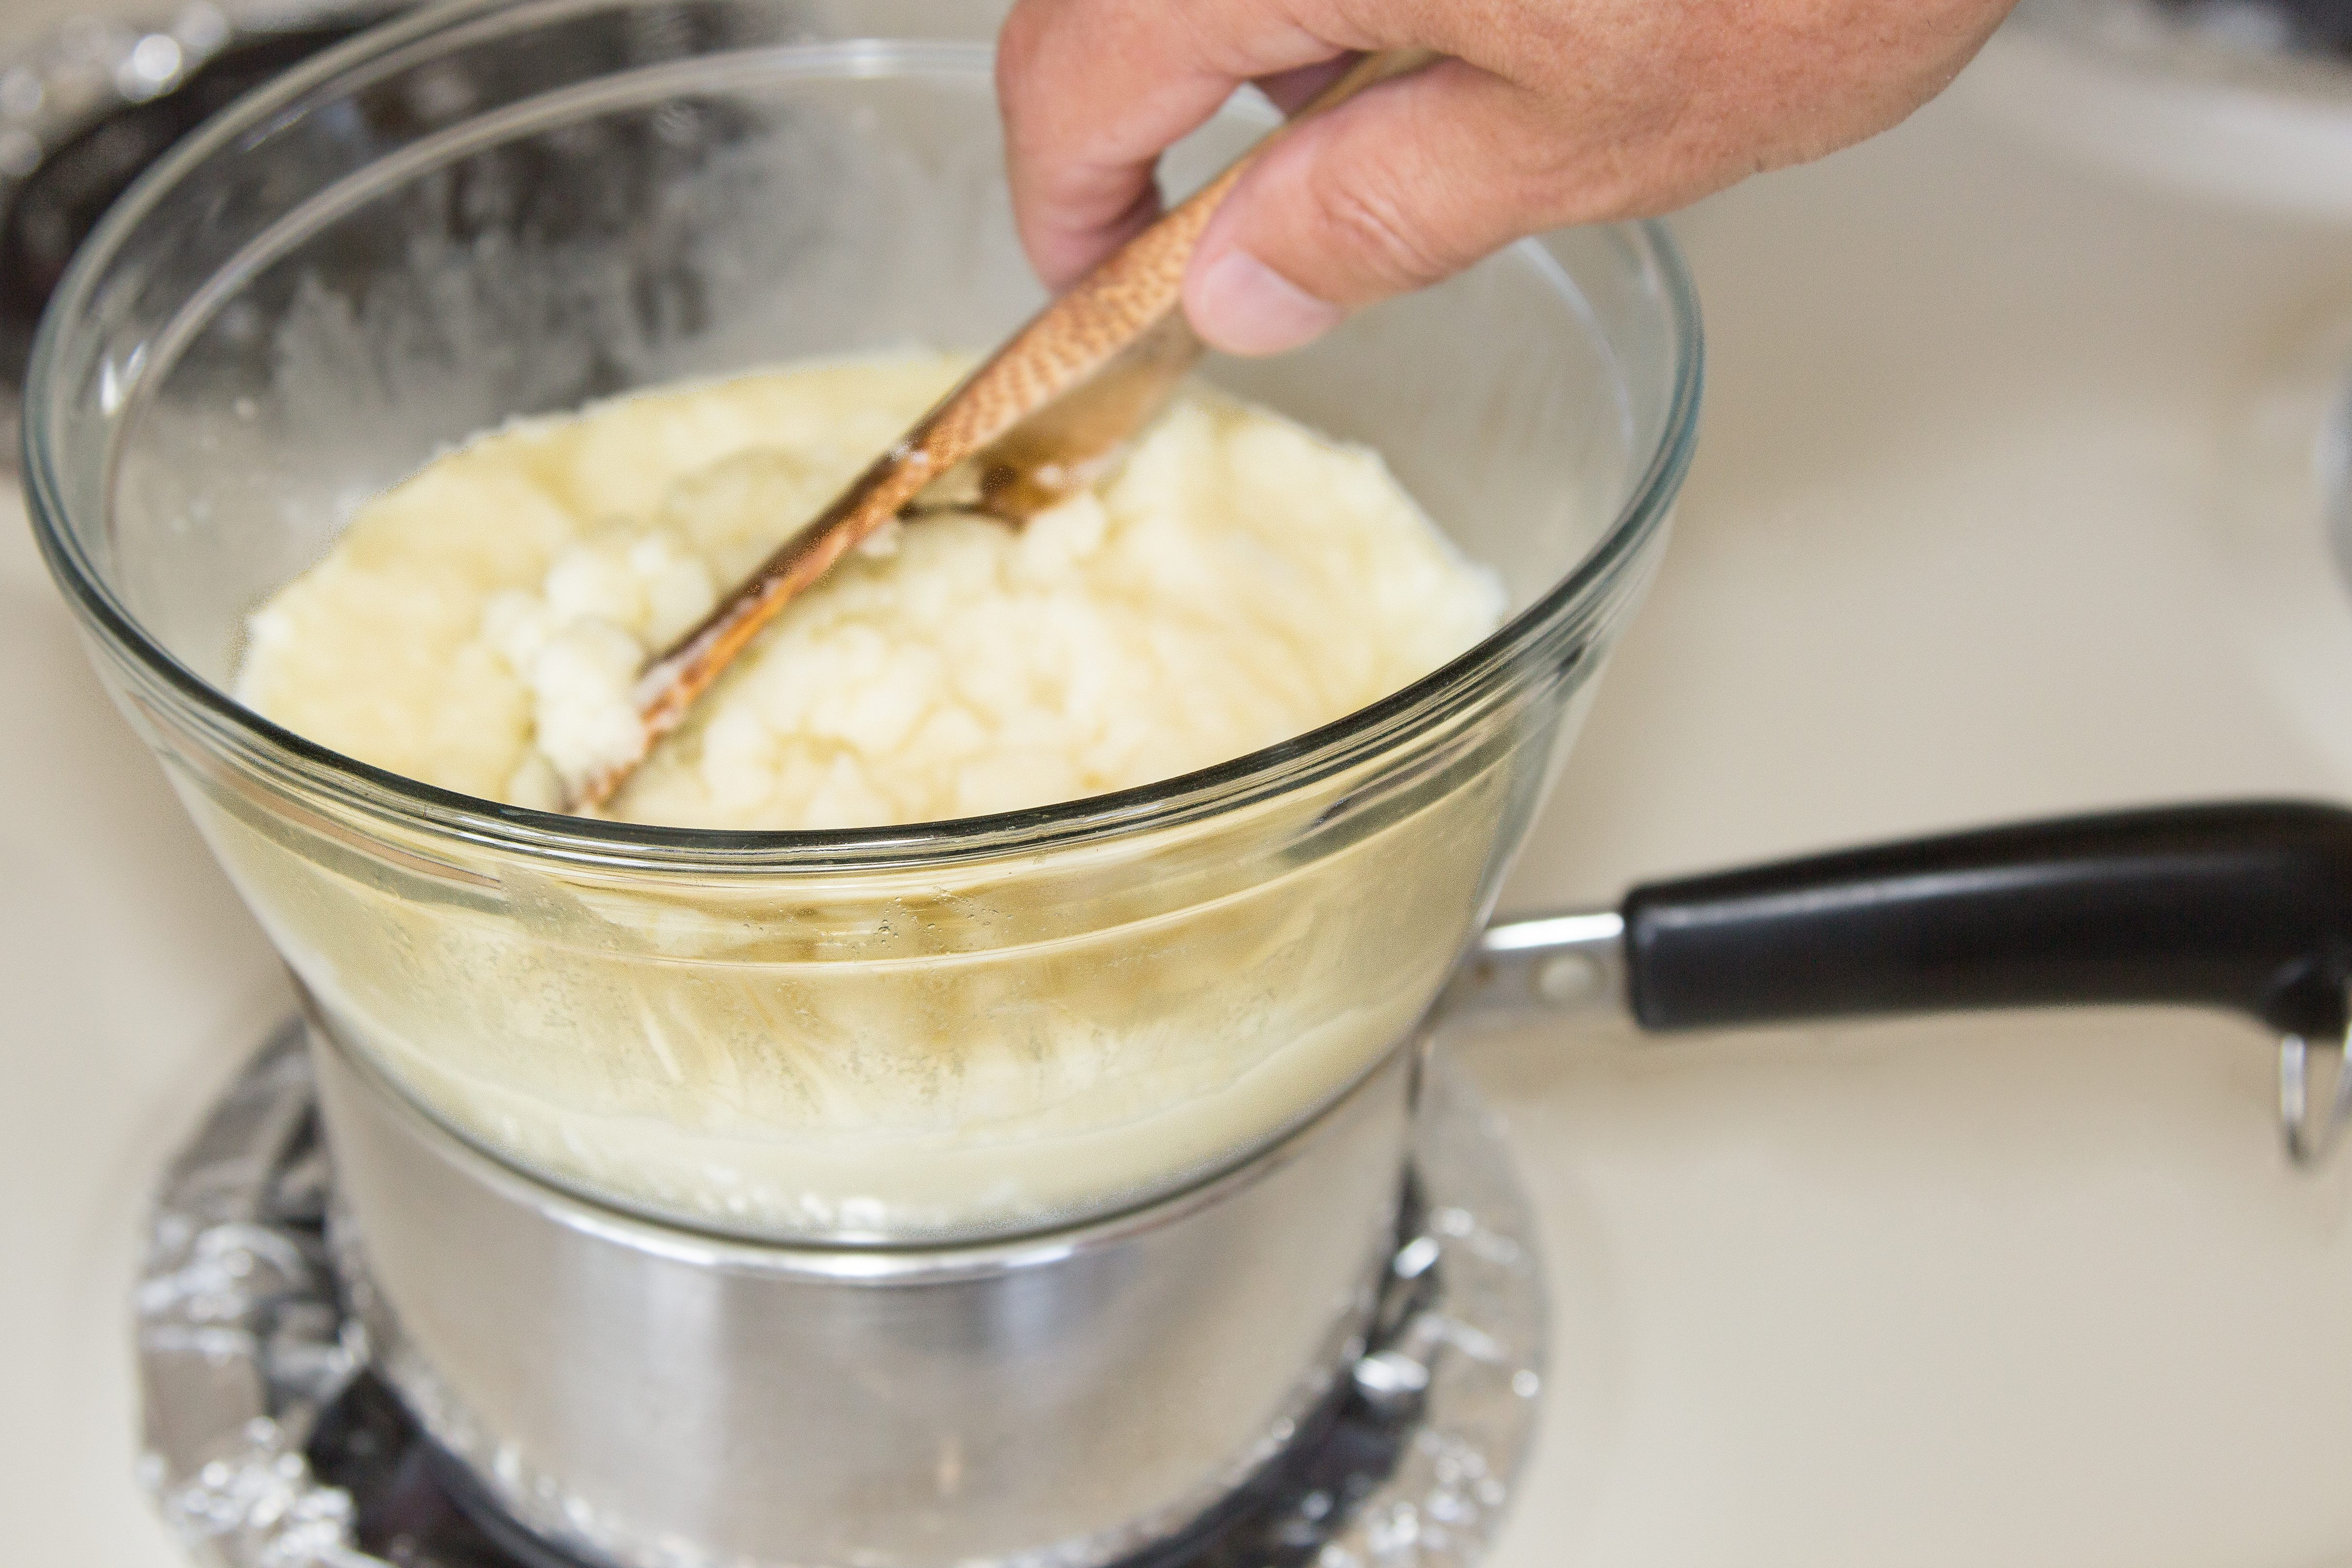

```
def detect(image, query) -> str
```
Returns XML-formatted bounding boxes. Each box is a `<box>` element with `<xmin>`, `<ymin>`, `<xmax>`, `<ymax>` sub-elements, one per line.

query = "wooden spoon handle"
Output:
<box><xmin>580</xmin><ymin>48</ymin><xmax>1438</xmax><ymax>811</ymax></box>
<box><xmin>927</xmin><ymin>46</ymin><xmax>1440</xmax><ymax>462</ymax></box>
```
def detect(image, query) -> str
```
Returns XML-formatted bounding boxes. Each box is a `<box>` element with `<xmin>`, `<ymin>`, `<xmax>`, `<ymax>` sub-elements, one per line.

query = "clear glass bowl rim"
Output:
<box><xmin>21</xmin><ymin>0</ymin><xmax>1704</xmax><ymax>874</ymax></box>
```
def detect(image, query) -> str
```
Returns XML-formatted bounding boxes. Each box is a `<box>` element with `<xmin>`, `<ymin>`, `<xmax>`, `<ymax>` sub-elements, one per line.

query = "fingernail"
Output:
<box><xmin>1188</xmin><ymin>249</ymin><xmax>1345</xmax><ymax>357</ymax></box>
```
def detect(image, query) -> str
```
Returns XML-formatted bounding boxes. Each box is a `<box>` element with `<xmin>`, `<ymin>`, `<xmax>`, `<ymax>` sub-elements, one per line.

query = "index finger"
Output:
<box><xmin>995</xmin><ymin>0</ymin><xmax>1369</xmax><ymax>288</ymax></box>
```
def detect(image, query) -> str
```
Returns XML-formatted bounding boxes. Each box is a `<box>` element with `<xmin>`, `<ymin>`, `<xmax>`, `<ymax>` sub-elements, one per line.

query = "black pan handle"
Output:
<box><xmin>1620</xmin><ymin>801</ymin><xmax>2352</xmax><ymax>1040</ymax></box>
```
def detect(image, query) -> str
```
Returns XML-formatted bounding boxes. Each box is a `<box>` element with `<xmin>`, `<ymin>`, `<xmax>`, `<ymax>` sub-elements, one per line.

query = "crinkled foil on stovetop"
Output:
<box><xmin>135</xmin><ymin>1029</ymin><xmax>369</xmax><ymax>1568</ymax></box>
<box><xmin>136</xmin><ymin>1020</ymin><xmax>1545</xmax><ymax>1568</ymax></box>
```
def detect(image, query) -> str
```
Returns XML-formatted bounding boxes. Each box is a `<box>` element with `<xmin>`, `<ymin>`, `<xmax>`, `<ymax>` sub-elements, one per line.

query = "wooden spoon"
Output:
<box><xmin>568</xmin><ymin>48</ymin><xmax>1437</xmax><ymax>813</ymax></box>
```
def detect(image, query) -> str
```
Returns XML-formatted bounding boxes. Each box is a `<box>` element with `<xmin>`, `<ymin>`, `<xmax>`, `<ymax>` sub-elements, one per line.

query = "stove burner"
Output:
<box><xmin>136</xmin><ymin>1024</ymin><xmax>1546</xmax><ymax>1568</ymax></box>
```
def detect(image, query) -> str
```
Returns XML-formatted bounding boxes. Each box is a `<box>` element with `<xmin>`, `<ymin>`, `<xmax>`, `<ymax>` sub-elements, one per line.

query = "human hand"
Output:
<box><xmin>997</xmin><ymin>0</ymin><xmax>2020</xmax><ymax>355</ymax></box>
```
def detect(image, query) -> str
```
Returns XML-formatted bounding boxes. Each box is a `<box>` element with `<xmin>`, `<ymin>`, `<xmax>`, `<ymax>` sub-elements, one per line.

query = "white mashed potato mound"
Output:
<box><xmin>237</xmin><ymin>354</ymin><xmax>1504</xmax><ymax>828</ymax></box>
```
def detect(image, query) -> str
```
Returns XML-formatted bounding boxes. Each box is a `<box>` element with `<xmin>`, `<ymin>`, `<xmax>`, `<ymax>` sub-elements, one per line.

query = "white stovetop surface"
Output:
<box><xmin>9</xmin><ymin>18</ymin><xmax>2352</xmax><ymax>1563</ymax></box>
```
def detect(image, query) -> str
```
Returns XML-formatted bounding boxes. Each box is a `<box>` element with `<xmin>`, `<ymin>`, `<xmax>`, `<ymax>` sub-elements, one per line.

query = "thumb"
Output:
<box><xmin>1182</xmin><ymin>60</ymin><xmax>1567</xmax><ymax>357</ymax></box>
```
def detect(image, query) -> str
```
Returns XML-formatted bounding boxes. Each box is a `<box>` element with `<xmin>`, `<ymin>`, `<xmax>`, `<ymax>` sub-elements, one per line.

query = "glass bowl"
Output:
<box><xmin>23</xmin><ymin>0</ymin><xmax>1701</xmax><ymax>1246</ymax></box>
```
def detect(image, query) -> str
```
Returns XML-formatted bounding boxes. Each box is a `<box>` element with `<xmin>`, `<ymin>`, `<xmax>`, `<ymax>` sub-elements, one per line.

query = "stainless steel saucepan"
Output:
<box><xmin>305</xmin><ymin>795</ymin><xmax>2352</xmax><ymax>1568</ymax></box>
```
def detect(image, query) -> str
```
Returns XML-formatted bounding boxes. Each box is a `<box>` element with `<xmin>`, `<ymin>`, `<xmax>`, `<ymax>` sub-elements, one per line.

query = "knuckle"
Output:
<box><xmin>993</xmin><ymin>0</ymin><xmax>1072</xmax><ymax>131</ymax></box>
<box><xmin>995</xmin><ymin>0</ymin><xmax>1050</xmax><ymax>69</ymax></box>
<box><xmin>994</xmin><ymin>6</ymin><xmax>1044</xmax><ymax>108</ymax></box>
<box><xmin>1498</xmin><ymin>95</ymin><xmax>1651</xmax><ymax>225</ymax></box>
<box><xmin>1308</xmin><ymin>168</ymin><xmax>1455</xmax><ymax>293</ymax></box>
<box><xmin>1512</xmin><ymin>139</ymin><xmax>1607</xmax><ymax>225</ymax></box>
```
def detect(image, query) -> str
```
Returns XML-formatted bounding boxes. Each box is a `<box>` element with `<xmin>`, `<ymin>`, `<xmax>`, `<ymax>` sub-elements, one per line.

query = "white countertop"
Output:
<box><xmin>7</xmin><ymin>19</ymin><xmax>2352</xmax><ymax>1564</ymax></box>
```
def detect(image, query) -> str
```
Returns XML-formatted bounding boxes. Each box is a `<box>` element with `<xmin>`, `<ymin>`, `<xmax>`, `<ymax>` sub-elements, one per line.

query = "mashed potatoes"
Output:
<box><xmin>238</xmin><ymin>354</ymin><xmax>1503</xmax><ymax>828</ymax></box>
<box><xmin>220</xmin><ymin>354</ymin><xmax>1521</xmax><ymax>1240</ymax></box>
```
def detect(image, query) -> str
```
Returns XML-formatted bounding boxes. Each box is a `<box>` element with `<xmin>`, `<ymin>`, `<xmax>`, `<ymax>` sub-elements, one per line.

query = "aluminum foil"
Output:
<box><xmin>135</xmin><ymin>1026</ymin><xmax>368</xmax><ymax>1568</ymax></box>
<box><xmin>136</xmin><ymin>1020</ymin><xmax>1546</xmax><ymax>1568</ymax></box>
